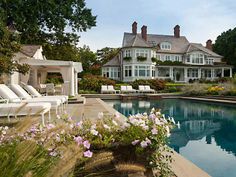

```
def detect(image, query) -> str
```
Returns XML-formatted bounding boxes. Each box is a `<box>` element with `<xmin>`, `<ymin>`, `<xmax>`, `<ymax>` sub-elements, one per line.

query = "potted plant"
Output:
<box><xmin>137</xmin><ymin>56</ymin><xmax>147</xmax><ymax>62</ymax></box>
<box><xmin>123</xmin><ymin>56</ymin><xmax>132</xmax><ymax>62</ymax></box>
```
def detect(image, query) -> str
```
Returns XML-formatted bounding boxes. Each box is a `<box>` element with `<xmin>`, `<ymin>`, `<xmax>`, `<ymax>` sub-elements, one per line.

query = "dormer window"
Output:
<box><xmin>160</xmin><ymin>42</ymin><xmax>171</xmax><ymax>50</ymax></box>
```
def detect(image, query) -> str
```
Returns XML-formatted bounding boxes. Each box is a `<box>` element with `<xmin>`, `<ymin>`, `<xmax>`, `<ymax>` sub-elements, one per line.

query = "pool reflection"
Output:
<box><xmin>106</xmin><ymin>99</ymin><xmax>236</xmax><ymax>177</ymax></box>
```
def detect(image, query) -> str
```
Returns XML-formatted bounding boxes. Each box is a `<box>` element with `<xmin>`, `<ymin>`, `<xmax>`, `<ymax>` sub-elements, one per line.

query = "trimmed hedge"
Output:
<box><xmin>79</xmin><ymin>74</ymin><xmax>115</xmax><ymax>92</ymax></box>
<box><xmin>131</xmin><ymin>79</ymin><xmax>166</xmax><ymax>91</ymax></box>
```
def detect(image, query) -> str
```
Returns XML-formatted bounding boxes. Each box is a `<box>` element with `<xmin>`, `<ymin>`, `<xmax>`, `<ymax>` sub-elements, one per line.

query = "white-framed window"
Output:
<box><xmin>110</xmin><ymin>67</ymin><xmax>120</xmax><ymax>79</ymax></box>
<box><xmin>160</xmin><ymin>42</ymin><xmax>171</xmax><ymax>50</ymax></box>
<box><xmin>125</xmin><ymin>50</ymin><xmax>131</xmax><ymax>57</ymax></box>
<box><xmin>136</xmin><ymin>49</ymin><xmax>148</xmax><ymax>58</ymax></box>
<box><xmin>202</xmin><ymin>69</ymin><xmax>211</xmax><ymax>78</ymax></box>
<box><xmin>134</xmin><ymin>65</ymin><xmax>150</xmax><ymax>77</ymax></box>
<box><xmin>205</xmin><ymin>58</ymin><xmax>214</xmax><ymax>65</ymax></box>
<box><xmin>187</xmin><ymin>68</ymin><xmax>198</xmax><ymax>78</ymax></box>
<box><xmin>190</xmin><ymin>53</ymin><xmax>204</xmax><ymax>64</ymax></box>
<box><xmin>175</xmin><ymin>56</ymin><xmax>180</xmax><ymax>61</ymax></box>
<box><xmin>165</xmin><ymin>55</ymin><xmax>171</xmax><ymax>61</ymax></box>
<box><xmin>102</xmin><ymin>68</ymin><xmax>109</xmax><ymax>77</ymax></box>
<box><xmin>124</xmin><ymin>66</ymin><xmax>132</xmax><ymax>77</ymax></box>
<box><xmin>152</xmin><ymin>66</ymin><xmax>155</xmax><ymax>77</ymax></box>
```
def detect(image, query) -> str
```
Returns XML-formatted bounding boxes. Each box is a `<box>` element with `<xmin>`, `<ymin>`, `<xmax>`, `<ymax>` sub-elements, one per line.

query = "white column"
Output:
<box><xmin>211</xmin><ymin>69</ymin><xmax>214</xmax><ymax>80</ymax></box>
<box><xmin>74</xmin><ymin>72</ymin><xmax>78</xmax><ymax>95</ymax></box>
<box><xmin>221</xmin><ymin>68</ymin><xmax>224</xmax><ymax>77</ymax></box>
<box><xmin>198</xmin><ymin>68</ymin><xmax>201</xmax><ymax>79</ymax></box>
<box><xmin>184</xmin><ymin>68</ymin><xmax>188</xmax><ymax>82</ymax></box>
<box><xmin>70</xmin><ymin>67</ymin><xmax>75</xmax><ymax>96</ymax></box>
<box><xmin>230</xmin><ymin>68</ymin><xmax>233</xmax><ymax>78</ymax></box>
<box><xmin>169</xmin><ymin>67</ymin><xmax>174</xmax><ymax>80</ymax></box>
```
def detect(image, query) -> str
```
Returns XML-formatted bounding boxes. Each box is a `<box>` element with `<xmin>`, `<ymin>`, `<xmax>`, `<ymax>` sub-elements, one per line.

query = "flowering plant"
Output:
<box><xmin>0</xmin><ymin>109</ymin><xmax>175</xmax><ymax>176</ymax></box>
<box><xmin>207</xmin><ymin>85</ymin><xmax>224</xmax><ymax>95</ymax></box>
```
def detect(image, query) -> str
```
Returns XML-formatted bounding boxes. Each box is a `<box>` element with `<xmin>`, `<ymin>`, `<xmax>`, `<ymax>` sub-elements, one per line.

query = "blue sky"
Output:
<box><xmin>78</xmin><ymin>0</ymin><xmax>236</xmax><ymax>51</ymax></box>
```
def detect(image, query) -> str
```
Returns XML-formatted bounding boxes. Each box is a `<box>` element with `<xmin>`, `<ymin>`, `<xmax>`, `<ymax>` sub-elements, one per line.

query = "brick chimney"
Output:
<box><xmin>132</xmin><ymin>21</ymin><xmax>137</xmax><ymax>35</ymax></box>
<box><xmin>206</xmin><ymin>39</ymin><xmax>212</xmax><ymax>50</ymax></box>
<box><xmin>174</xmin><ymin>25</ymin><xmax>180</xmax><ymax>38</ymax></box>
<box><xmin>141</xmin><ymin>25</ymin><xmax>147</xmax><ymax>41</ymax></box>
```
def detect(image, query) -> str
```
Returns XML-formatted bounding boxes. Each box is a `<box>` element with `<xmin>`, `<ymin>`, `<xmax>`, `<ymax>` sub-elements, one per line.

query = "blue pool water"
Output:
<box><xmin>105</xmin><ymin>99</ymin><xmax>236</xmax><ymax>177</ymax></box>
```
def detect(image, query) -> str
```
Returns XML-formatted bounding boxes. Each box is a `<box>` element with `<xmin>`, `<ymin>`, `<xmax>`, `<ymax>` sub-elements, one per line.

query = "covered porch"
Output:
<box><xmin>11</xmin><ymin>59</ymin><xmax>83</xmax><ymax>96</ymax></box>
<box><xmin>156</xmin><ymin>66</ymin><xmax>233</xmax><ymax>82</ymax></box>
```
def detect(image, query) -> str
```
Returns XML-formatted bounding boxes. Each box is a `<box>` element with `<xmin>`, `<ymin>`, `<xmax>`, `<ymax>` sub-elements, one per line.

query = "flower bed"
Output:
<box><xmin>0</xmin><ymin>109</ymin><xmax>175</xmax><ymax>177</ymax></box>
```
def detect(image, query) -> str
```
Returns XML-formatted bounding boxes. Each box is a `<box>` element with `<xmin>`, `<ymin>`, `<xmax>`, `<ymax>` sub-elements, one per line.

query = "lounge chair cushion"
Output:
<box><xmin>0</xmin><ymin>84</ymin><xmax>21</xmax><ymax>103</ymax></box>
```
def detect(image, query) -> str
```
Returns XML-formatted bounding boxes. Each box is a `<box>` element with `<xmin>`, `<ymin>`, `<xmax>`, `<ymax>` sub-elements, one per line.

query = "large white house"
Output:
<box><xmin>102</xmin><ymin>22</ymin><xmax>233</xmax><ymax>82</ymax></box>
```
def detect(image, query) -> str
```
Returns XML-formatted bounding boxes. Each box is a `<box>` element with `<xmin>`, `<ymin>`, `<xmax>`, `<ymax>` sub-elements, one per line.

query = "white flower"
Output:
<box><xmin>4</xmin><ymin>126</ymin><xmax>9</xmax><ymax>130</ymax></box>
<box><xmin>90</xmin><ymin>129</ymin><xmax>98</xmax><ymax>136</ymax></box>
<box><xmin>103</xmin><ymin>124</ymin><xmax>111</xmax><ymax>130</ymax></box>
<box><xmin>2</xmin><ymin>130</ymin><xmax>6</xmax><ymax>135</ymax></box>
<box><xmin>112</xmin><ymin>120</ymin><xmax>118</xmax><ymax>126</ymax></box>
<box><xmin>171</xmin><ymin>117</ymin><xmax>175</xmax><ymax>124</ymax></box>
<box><xmin>140</xmin><ymin>124</ymin><xmax>149</xmax><ymax>130</ymax></box>
<box><xmin>98</xmin><ymin>112</ymin><xmax>104</xmax><ymax>119</ymax></box>
<box><xmin>166</xmin><ymin>126</ymin><xmax>171</xmax><ymax>137</ymax></box>
<box><xmin>91</xmin><ymin>124</ymin><xmax>96</xmax><ymax>130</ymax></box>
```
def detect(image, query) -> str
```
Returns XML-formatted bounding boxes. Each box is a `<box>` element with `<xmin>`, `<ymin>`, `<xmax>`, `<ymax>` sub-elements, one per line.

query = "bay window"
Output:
<box><xmin>125</xmin><ymin>50</ymin><xmax>131</xmax><ymax>57</ymax></box>
<box><xmin>136</xmin><ymin>49</ymin><xmax>148</xmax><ymax>58</ymax></box>
<box><xmin>190</xmin><ymin>53</ymin><xmax>204</xmax><ymax>64</ymax></box>
<box><xmin>134</xmin><ymin>65</ymin><xmax>151</xmax><ymax>77</ymax></box>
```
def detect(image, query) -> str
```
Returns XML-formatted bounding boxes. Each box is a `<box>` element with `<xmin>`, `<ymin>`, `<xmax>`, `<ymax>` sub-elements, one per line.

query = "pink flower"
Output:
<box><xmin>74</xmin><ymin>136</ymin><xmax>83</xmax><ymax>145</ymax></box>
<box><xmin>83</xmin><ymin>140</ymin><xmax>90</xmax><ymax>149</ymax></box>
<box><xmin>46</xmin><ymin>124</ymin><xmax>55</xmax><ymax>130</ymax></box>
<box><xmin>132</xmin><ymin>140</ymin><xmax>140</xmax><ymax>145</ymax></box>
<box><xmin>140</xmin><ymin>141</ymin><xmax>148</xmax><ymax>148</ymax></box>
<box><xmin>76</xmin><ymin>121</ymin><xmax>83</xmax><ymax>128</ymax></box>
<box><xmin>84</xmin><ymin>150</ymin><xmax>93</xmax><ymax>158</ymax></box>
<box><xmin>151</xmin><ymin>128</ymin><xmax>158</xmax><ymax>135</ymax></box>
<box><xmin>145</xmin><ymin>138</ymin><xmax>151</xmax><ymax>144</ymax></box>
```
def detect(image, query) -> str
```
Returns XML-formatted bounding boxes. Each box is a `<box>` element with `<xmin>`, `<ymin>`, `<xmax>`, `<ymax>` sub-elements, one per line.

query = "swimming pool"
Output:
<box><xmin>105</xmin><ymin>99</ymin><xmax>236</xmax><ymax>177</ymax></box>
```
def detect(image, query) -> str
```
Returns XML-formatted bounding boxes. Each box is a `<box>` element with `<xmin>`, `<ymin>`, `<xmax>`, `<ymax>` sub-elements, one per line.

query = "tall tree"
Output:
<box><xmin>0</xmin><ymin>22</ymin><xmax>29</xmax><ymax>77</ymax></box>
<box><xmin>213</xmin><ymin>27</ymin><xmax>236</xmax><ymax>72</ymax></box>
<box><xmin>0</xmin><ymin>0</ymin><xmax>96</xmax><ymax>45</ymax></box>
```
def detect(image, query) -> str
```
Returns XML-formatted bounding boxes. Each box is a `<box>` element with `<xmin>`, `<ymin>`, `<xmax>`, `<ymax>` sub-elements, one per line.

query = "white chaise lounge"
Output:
<box><xmin>101</xmin><ymin>85</ymin><xmax>117</xmax><ymax>94</ymax></box>
<box><xmin>121</xmin><ymin>86</ymin><xmax>136</xmax><ymax>93</ymax></box>
<box><xmin>138</xmin><ymin>85</ymin><xmax>146</xmax><ymax>93</ymax></box>
<box><xmin>24</xmin><ymin>85</ymin><xmax>68</xmax><ymax>102</ymax></box>
<box><xmin>11</xmin><ymin>84</ymin><xmax>68</xmax><ymax>106</ymax></box>
<box><xmin>144</xmin><ymin>85</ymin><xmax>155</xmax><ymax>93</ymax></box>
<box><xmin>0</xmin><ymin>99</ymin><xmax>51</xmax><ymax>126</ymax></box>
<box><xmin>0</xmin><ymin>84</ymin><xmax>61</xmax><ymax>114</ymax></box>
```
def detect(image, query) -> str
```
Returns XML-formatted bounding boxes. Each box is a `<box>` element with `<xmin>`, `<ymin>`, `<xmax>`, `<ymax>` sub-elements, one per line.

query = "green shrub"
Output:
<box><xmin>151</xmin><ymin>57</ymin><xmax>158</xmax><ymax>63</ymax></box>
<box><xmin>156</xmin><ymin>60</ymin><xmax>183</xmax><ymax>65</ymax></box>
<box><xmin>131</xmin><ymin>79</ymin><xmax>166</xmax><ymax>90</ymax></box>
<box><xmin>137</xmin><ymin>56</ymin><xmax>147</xmax><ymax>62</ymax></box>
<box><xmin>79</xmin><ymin>74</ymin><xmax>116</xmax><ymax>92</ymax></box>
<box><xmin>182</xmin><ymin>83</ymin><xmax>209</xmax><ymax>96</ymax></box>
<box><xmin>123</xmin><ymin>56</ymin><xmax>132</xmax><ymax>61</ymax></box>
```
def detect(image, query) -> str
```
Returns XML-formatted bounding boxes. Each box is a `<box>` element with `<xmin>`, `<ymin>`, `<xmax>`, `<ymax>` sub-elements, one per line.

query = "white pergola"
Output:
<box><xmin>15</xmin><ymin>58</ymin><xmax>83</xmax><ymax>96</ymax></box>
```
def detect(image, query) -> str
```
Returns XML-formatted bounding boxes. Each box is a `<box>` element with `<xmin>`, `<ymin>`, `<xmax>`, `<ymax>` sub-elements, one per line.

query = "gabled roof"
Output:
<box><xmin>122</xmin><ymin>33</ymin><xmax>190</xmax><ymax>53</ymax></box>
<box><xmin>122</xmin><ymin>33</ymin><xmax>150</xmax><ymax>48</ymax></box>
<box><xmin>103</xmin><ymin>55</ymin><xmax>120</xmax><ymax>67</ymax></box>
<box><xmin>20</xmin><ymin>45</ymin><xmax>41</xmax><ymax>57</ymax></box>
<box><xmin>188</xmin><ymin>43</ymin><xmax>222</xmax><ymax>58</ymax></box>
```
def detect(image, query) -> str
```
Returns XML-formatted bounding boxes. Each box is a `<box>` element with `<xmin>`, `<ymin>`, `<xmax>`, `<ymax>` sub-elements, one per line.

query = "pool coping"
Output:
<box><xmin>97</xmin><ymin>98</ymin><xmax>211</xmax><ymax>177</ymax></box>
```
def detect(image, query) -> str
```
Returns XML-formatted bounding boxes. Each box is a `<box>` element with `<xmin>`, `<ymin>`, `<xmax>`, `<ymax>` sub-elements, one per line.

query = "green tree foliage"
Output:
<box><xmin>213</xmin><ymin>27</ymin><xmax>236</xmax><ymax>71</ymax></box>
<box><xmin>0</xmin><ymin>0</ymin><xmax>96</xmax><ymax>45</ymax></box>
<box><xmin>78</xmin><ymin>45</ymin><xmax>97</xmax><ymax>75</ymax></box>
<box><xmin>0</xmin><ymin>22</ymin><xmax>29</xmax><ymax>76</ymax></box>
<box><xmin>97</xmin><ymin>47</ymin><xmax>120</xmax><ymax>65</ymax></box>
<box><xmin>43</xmin><ymin>44</ymin><xmax>80</xmax><ymax>61</ymax></box>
